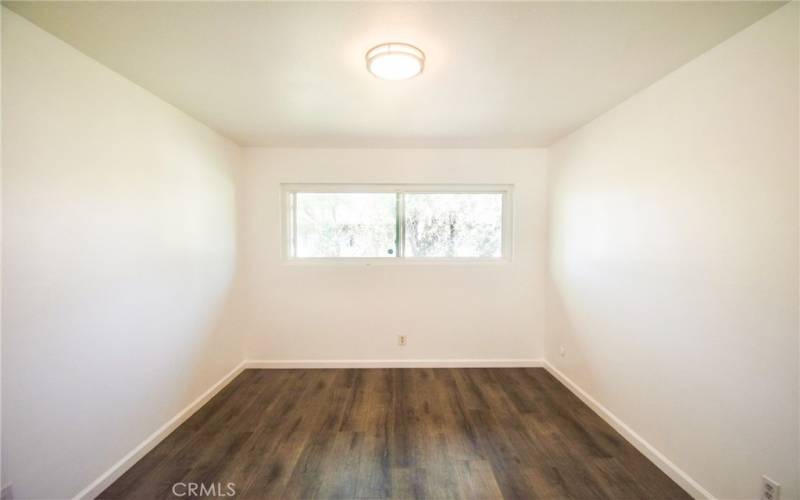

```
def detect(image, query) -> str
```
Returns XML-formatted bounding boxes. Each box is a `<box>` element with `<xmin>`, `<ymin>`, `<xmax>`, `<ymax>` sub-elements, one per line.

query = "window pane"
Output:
<box><xmin>295</xmin><ymin>192</ymin><xmax>397</xmax><ymax>258</ymax></box>
<box><xmin>404</xmin><ymin>193</ymin><xmax>503</xmax><ymax>258</ymax></box>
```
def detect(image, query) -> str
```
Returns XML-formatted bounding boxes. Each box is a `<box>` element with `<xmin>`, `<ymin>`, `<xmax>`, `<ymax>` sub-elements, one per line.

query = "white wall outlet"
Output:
<box><xmin>559</xmin><ymin>345</ymin><xmax>566</xmax><ymax>357</ymax></box>
<box><xmin>761</xmin><ymin>476</ymin><xmax>780</xmax><ymax>500</ymax></box>
<box><xmin>398</xmin><ymin>335</ymin><xmax>407</xmax><ymax>346</ymax></box>
<box><xmin>1</xmin><ymin>483</ymin><xmax>14</xmax><ymax>500</ymax></box>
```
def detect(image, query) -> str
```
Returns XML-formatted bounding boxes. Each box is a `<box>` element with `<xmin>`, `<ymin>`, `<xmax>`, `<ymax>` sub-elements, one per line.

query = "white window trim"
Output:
<box><xmin>281</xmin><ymin>183</ymin><xmax>514</xmax><ymax>266</ymax></box>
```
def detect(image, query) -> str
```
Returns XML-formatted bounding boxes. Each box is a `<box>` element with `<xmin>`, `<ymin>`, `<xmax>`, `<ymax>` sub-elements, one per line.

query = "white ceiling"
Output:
<box><xmin>5</xmin><ymin>1</ymin><xmax>784</xmax><ymax>147</ymax></box>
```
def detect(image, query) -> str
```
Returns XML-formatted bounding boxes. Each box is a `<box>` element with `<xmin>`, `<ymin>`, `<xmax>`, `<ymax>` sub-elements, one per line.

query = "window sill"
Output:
<box><xmin>282</xmin><ymin>257</ymin><xmax>512</xmax><ymax>267</ymax></box>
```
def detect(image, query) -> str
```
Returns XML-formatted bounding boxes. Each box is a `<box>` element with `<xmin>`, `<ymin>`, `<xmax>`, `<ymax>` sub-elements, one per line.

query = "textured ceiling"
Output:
<box><xmin>5</xmin><ymin>1</ymin><xmax>784</xmax><ymax>147</ymax></box>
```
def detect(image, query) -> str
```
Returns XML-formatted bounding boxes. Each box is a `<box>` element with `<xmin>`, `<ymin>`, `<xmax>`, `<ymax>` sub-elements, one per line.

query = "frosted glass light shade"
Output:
<box><xmin>366</xmin><ymin>43</ymin><xmax>425</xmax><ymax>80</ymax></box>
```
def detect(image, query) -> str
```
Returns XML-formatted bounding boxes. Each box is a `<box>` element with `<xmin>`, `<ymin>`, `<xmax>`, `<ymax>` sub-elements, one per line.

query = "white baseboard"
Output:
<box><xmin>542</xmin><ymin>361</ymin><xmax>714</xmax><ymax>500</ymax></box>
<box><xmin>245</xmin><ymin>358</ymin><xmax>545</xmax><ymax>369</ymax></box>
<box><xmin>73</xmin><ymin>360</ymin><xmax>248</xmax><ymax>500</ymax></box>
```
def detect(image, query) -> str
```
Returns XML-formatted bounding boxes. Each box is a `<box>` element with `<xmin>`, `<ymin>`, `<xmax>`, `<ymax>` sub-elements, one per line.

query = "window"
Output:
<box><xmin>284</xmin><ymin>184</ymin><xmax>512</xmax><ymax>262</ymax></box>
<box><xmin>294</xmin><ymin>192</ymin><xmax>397</xmax><ymax>258</ymax></box>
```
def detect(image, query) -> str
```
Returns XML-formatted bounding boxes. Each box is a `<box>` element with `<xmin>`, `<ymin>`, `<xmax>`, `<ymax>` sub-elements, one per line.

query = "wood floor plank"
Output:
<box><xmin>453</xmin><ymin>460</ymin><xmax>503</xmax><ymax>499</ymax></box>
<box><xmin>99</xmin><ymin>368</ymin><xmax>691</xmax><ymax>500</ymax></box>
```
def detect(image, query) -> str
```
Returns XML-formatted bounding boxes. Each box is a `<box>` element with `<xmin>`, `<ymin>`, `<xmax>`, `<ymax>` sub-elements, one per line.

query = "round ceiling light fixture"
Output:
<box><xmin>366</xmin><ymin>43</ymin><xmax>425</xmax><ymax>80</ymax></box>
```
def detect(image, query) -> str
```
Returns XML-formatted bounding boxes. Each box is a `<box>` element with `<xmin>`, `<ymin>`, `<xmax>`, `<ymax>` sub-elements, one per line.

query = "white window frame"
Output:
<box><xmin>282</xmin><ymin>183</ymin><xmax>514</xmax><ymax>265</ymax></box>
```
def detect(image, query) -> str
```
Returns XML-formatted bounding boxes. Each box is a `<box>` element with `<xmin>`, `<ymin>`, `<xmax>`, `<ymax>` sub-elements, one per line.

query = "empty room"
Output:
<box><xmin>1</xmin><ymin>1</ymin><xmax>798</xmax><ymax>499</ymax></box>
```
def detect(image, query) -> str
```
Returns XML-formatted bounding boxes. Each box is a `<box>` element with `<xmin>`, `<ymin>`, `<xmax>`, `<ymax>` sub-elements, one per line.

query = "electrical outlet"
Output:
<box><xmin>559</xmin><ymin>345</ymin><xmax>566</xmax><ymax>357</ymax></box>
<box><xmin>761</xmin><ymin>476</ymin><xmax>780</xmax><ymax>500</ymax></box>
<box><xmin>398</xmin><ymin>335</ymin><xmax>407</xmax><ymax>346</ymax></box>
<box><xmin>1</xmin><ymin>483</ymin><xmax>13</xmax><ymax>500</ymax></box>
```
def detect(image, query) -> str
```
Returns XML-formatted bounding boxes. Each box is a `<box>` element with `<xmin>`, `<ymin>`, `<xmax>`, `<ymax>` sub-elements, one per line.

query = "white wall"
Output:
<box><xmin>546</xmin><ymin>4</ymin><xmax>798</xmax><ymax>500</ymax></box>
<box><xmin>239</xmin><ymin>148</ymin><xmax>547</xmax><ymax>363</ymax></box>
<box><xmin>1</xmin><ymin>9</ymin><xmax>243</xmax><ymax>498</ymax></box>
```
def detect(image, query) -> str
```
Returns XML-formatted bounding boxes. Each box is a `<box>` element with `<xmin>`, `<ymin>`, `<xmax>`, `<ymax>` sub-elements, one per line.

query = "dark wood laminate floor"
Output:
<box><xmin>100</xmin><ymin>368</ymin><xmax>690</xmax><ymax>499</ymax></box>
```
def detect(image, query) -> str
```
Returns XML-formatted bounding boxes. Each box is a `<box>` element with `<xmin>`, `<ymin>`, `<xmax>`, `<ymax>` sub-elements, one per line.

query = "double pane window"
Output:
<box><xmin>285</xmin><ymin>185</ymin><xmax>511</xmax><ymax>261</ymax></box>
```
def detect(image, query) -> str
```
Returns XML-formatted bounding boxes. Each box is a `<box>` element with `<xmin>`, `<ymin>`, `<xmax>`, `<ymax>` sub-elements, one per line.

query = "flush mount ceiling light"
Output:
<box><xmin>366</xmin><ymin>43</ymin><xmax>425</xmax><ymax>80</ymax></box>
